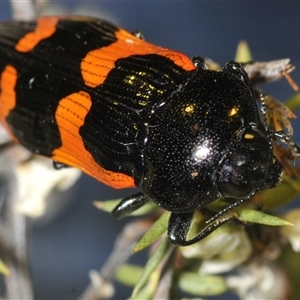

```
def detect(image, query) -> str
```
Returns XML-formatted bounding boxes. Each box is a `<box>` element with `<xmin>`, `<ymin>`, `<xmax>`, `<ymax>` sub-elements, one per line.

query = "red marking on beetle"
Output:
<box><xmin>52</xmin><ymin>91</ymin><xmax>135</xmax><ymax>189</ymax></box>
<box><xmin>15</xmin><ymin>17</ymin><xmax>59</xmax><ymax>53</ymax></box>
<box><xmin>81</xmin><ymin>27</ymin><xmax>196</xmax><ymax>88</ymax></box>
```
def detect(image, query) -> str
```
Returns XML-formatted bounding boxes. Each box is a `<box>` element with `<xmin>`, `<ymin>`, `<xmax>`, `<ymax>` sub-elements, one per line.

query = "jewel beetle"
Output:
<box><xmin>0</xmin><ymin>16</ymin><xmax>298</xmax><ymax>246</ymax></box>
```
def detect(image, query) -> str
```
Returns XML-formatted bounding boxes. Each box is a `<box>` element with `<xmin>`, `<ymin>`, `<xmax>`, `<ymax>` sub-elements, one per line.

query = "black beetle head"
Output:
<box><xmin>143</xmin><ymin>61</ymin><xmax>282</xmax><ymax>213</ymax></box>
<box><xmin>217</xmin><ymin>126</ymin><xmax>282</xmax><ymax>199</ymax></box>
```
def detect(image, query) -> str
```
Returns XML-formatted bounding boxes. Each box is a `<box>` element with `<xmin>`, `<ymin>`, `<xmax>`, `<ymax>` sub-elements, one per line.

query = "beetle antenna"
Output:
<box><xmin>259</xmin><ymin>94</ymin><xmax>270</xmax><ymax>135</ymax></box>
<box><xmin>206</xmin><ymin>191</ymin><xmax>256</xmax><ymax>225</ymax></box>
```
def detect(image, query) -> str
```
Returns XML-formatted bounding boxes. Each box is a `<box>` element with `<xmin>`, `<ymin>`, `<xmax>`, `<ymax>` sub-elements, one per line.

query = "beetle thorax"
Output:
<box><xmin>142</xmin><ymin>68</ymin><xmax>282</xmax><ymax>213</ymax></box>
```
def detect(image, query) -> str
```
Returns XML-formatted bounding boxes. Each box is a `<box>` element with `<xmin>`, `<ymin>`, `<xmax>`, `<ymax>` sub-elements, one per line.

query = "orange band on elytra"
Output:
<box><xmin>81</xmin><ymin>28</ymin><xmax>195</xmax><ymax>88</ymax></box>
<box><xmin>0</xmin><ymin>65</ymin><xmax>18</xmax><ymax>137</ymax></box>
<box><xmin>52</xmin><ymin>91</ymin><xmax>135</xmax><ymax>189</ymax></box>
<box><xmin>15</xmin><ymin>17</ymin><xmax>59</xmax><ymax>53</ymax></box>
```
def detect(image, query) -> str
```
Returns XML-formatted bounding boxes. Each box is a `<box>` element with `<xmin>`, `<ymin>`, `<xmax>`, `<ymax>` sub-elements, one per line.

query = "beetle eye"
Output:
<box><xmin>218</xmin><ymin>156</ymin><xmax>254</xmax><ymax>198</ymax></box>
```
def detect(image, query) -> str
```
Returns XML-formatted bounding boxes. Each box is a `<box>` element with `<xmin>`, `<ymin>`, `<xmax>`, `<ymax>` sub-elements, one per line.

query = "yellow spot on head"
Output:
<box><xmin>228</xmin><ymin>106</ymin><xmax>239</xmax><ymax>117</ymax></box>
<box><xmin>184</xmin><ymin>104</ymin><xmax>195</xmax><ymax>114</ymax></box>
<box><xmin>244</xmin><ymin>133</ymin><xmax>254</xmax><ymax>139</ymax></box>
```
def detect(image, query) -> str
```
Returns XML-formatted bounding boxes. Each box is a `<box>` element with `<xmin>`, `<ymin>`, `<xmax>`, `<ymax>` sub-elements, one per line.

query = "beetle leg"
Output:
<box><xmin>192</xmin><ymin>56</ymin><xmax>205</xmax><ymax>69</ymax></box>
<box><xmin>112</xmin><ymin>192</ymin><xmax>149</xmax><ymax>219</ymax></box>
<box><xmin>168</xmin><ymin>211</ymin><xmax>233</xmax><ymax>246</ymax></box>
<box><xmin>259</xmin><ymin>93</ymin><xmax>300</xmax><ymax>156</ymax></box>
<box><xmin>131</xmin><ymin>30</ymin><xmax>144</xmax><ymax>40</ymax></box>
<box><xmin>274</xmin><ymin>131</ymin><xmax>300</xmax><ymax>156</ymax></box>
<box><xmin>53</xmin><ymin>161</ymin><xmax>70</xmax><ymax>169</ymax></box>
<box><xmin>167</xmin><ymin>212</ymin><xmax>193</xmax><ymax>245</ymax></box>
<box><xmin>167</xmin><ymin>194</ymin><xmax>256</xmax><ymax>246</ymax></box>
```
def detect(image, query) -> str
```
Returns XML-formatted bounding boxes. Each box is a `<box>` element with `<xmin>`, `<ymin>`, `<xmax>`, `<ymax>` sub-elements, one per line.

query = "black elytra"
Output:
<box><xmin>112</xmin><ymin>58</ymin><xmax>284</xmax><ymax>246</ymax></box>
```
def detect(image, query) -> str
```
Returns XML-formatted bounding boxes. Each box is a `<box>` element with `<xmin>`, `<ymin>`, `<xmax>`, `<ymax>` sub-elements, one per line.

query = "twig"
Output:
<box><xmin>0</xmin><ymin>149</ymin><xmax>33</xmax><ymax>299</ymax></box>
<box><xmin>9</xmin><ymin>0</ymin><xmax>49</xmax><ymax>21</ymax></box>
<box><xmin>244</xmin><ymin>59</ymin><xmax>295</xmax><ymax>86</ymax></box>
<box><xmin>0</xmin><ymin>3</ymin><xmax>39</xmax><ymax>299</ymax></box>
<box><xmin>78</xmin><ymin>218</ymin><xmax>152</xmax><ymax>300</ymax></box>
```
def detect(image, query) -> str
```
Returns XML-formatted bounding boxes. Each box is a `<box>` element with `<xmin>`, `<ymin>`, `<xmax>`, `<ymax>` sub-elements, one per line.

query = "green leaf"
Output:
<box><xmin>285</xmin><ymin>91</ymin><xmax>300</xmax><ymax>113</ymax></box>
<box><xmin>178</xmin><ymin>272</ymin><xmax>227</xmax><ymax>296</ymax></box>
<box><xmin>131</xmin><ymin>285</ymin><xmax>154</xmax><ymax>300</ymax></box>
<box><xmin>132</xmin><ymin>236</ymin><xmax>170</xmax><ymax>297</ymax></box>
<box><xmin>115</xmin><ymin>264</ymin><xmax>144</xmax><ymax>287</ymax></box>
<box><xmin>235</xmin><ymin>40</ymin><xmax>252</xmax><ymax>63</ymax></box>
<box><xmin>235</xmin><ymin>207</ymin><xmax>292</xmax><ymax>226</ymax></box>
<box><xmin>279</xmin><ymin>245</ymin><xmax>300</xmax><ymax>299</ymax></box>
<box><xmin>134</xmin><ymin>211</ymin><xmax>170</xmax><ymax>252</ymax></box>
<box><xmin>0</xmin><ymin>259</ymin><xmax>9</xmax><ymax>276</ymax></box>
<box><xmin>258</xmin><ymin>177</ymin><xmax>300</xmax><ymax>211</ymax></box>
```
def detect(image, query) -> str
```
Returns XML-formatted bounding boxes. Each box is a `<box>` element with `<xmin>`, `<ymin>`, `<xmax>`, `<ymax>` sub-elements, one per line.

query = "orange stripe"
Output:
<box><xmin>52</xmin><ymin>91</ymin><xmax>135</xmax><ymax>189</ymax></box>
<box><xmin>81</xmin><ymin>28</ymin><xmax>195</xmax><ymax>88</ymax></box>
<box><xmin>15</xmin><ymin>17</ymin><xmax>59</xmax><ymax>52</ymax></box>
<box><xmin>0</xmin><ymin>65</ymin><xmax>18</xmax><ymax>136</ymax></box>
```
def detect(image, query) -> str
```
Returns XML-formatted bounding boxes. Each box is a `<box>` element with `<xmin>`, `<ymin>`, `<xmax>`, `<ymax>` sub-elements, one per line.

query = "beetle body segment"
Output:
<box><xmin>0</xmin><ymin>16</ymin><xmax>195</xmax><ymax>188</ymax></box>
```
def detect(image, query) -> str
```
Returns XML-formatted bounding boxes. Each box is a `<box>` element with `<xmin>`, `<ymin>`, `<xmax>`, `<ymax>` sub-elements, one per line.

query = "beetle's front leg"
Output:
<box><xmin>168</xmin><ymin>211</ymin><xmax>232</xmax><ymax>246</ymax></box>
<box><xmin>167</xmin><ymin>212</ymin><xmax>193</xmax><ymax>245</ymax></box>
<box><xmin>112</xmin><ymin>192</ymin><xmax>149</xmax><ymax>219</ymax></box>
<box><xmin>274</xmin><ymin>131</ymin><xmax>300</xmax><ymax>156</ymax></box>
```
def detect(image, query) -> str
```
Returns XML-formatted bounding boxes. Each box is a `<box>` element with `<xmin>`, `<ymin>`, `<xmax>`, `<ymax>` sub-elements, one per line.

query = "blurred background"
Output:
<box><xmin>1</xmin><ymin>1</ymin><xmax>300</xmax><ymax>299</ymax></box>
